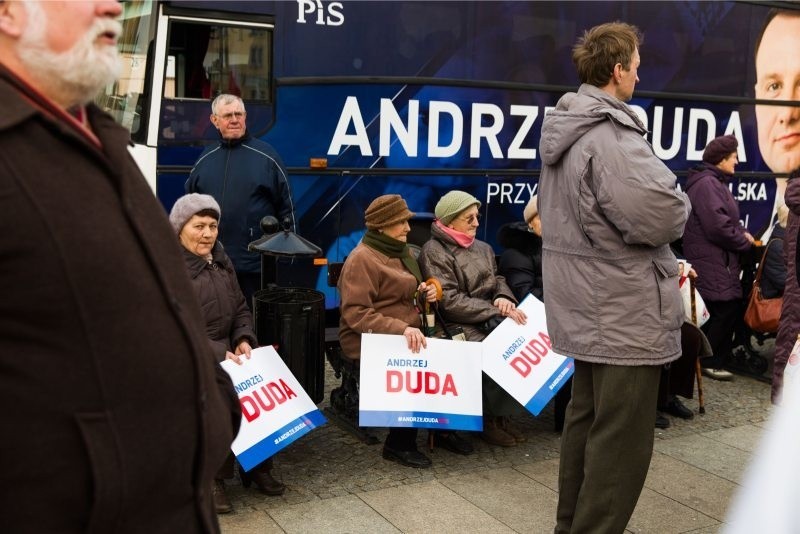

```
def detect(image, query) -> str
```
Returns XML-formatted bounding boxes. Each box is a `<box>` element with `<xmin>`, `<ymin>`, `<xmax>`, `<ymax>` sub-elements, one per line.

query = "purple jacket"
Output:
<box><xmin>683</xmin><ymin>163</ymin><xmax>752</xmax><ymax>301</ymax></box>
<box><xmin>773</xmin><ymin>177</ymin><xmax>800</xmax><ymax>403</ymax></box>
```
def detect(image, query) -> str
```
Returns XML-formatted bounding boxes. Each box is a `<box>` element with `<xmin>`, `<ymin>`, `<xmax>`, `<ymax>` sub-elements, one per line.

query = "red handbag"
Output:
<box><xmin>743</xmin><ymin>240</ymin><xmax>783</xmax><ymax>334</ymax></box>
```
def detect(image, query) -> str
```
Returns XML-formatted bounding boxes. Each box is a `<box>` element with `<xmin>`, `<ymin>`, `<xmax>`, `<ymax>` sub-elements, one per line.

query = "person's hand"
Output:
<box><xmin>744</xmin><ymin>231</ymin><xmax>755</xmax><ymax>244</ymax></box>
<box><xmin>494</xmin><ymin>298</ymin><xmax>527</xmax><ymax>325</ymax></box>
<box><xmin>418</xmin><ymin>281</ymin><xmax>438</xmax><ymax>303</ymax></box>
<box><xmin>225</xmin><ymin>351</ymin><xmax>244</xmax><ymax>365</ymax></box>
<box><xmin>403</xmin><ymin>326</ymin><xmax>427</xmax><ymax>353</ymax></box>
<box><xmin>688</xmin><ymin>268</ymin><xmax>698</xmax><ymax>280</ymax></box>
<box><xmin>235</xmin><ymin>340</ymin><xmax>253</xmax><ymax>359</ymax></box>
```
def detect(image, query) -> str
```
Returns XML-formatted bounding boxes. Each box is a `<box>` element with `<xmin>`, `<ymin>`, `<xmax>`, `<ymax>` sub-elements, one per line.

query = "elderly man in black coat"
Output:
<box><xmin>0</xmin><ymin>2</ymin><xmax>239</xmax><ymax>532</ymax></box>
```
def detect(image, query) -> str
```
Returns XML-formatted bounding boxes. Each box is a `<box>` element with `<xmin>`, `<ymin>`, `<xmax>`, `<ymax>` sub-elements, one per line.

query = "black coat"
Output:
<box><xmin>496</xmin><ymin>221</ymin><xmax>543</xmax><ymax>302</ymax></box>
<box><xmin>0</xmin><ymin>68</ymin><xmax>238</xmax><ymax>533</ymax></box>
<box><xmin>182</xmin><ymin>242</ymin><xmax>256</xmax><ymax>359</ymax></box>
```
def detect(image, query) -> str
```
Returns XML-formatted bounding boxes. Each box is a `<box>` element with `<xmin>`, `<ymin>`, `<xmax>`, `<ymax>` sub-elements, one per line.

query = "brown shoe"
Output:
<box><xmin>240</xmin><ymin>460</ymin><xmax>286</xmax><ymax>496</ymax></box>
<box><xmin>500</xmin><ymin>417</ymin><xmax>527</xmax><ymax>443</ymax></box>
<box><xmin>480</xmin><ymin>417</ymin><xmax>516</xmax><ymax>447</ymax></box>
<box><xmin>213</xmin><ymin>479</ymin><xmax>232</xmax><ymax>514</ymax></box>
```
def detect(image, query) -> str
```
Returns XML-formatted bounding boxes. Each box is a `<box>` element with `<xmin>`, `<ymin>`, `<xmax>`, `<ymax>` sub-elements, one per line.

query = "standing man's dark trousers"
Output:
<box><xmin>555</xmin><ymin>360</ymin><xmax>661</xmax><ymax>534</ymax></box>
<box><xmin>237</xmin><ymin>272</ymin><xmax>261</xmax><ymax>312</ymax></box>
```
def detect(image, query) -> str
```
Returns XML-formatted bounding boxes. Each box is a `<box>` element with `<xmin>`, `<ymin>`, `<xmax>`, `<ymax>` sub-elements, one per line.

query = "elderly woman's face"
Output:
<box><xmin>179</xmin><ymin>215</ymin><xmax>219</xmax><ymax>256</ymax></box>
<box><xmin>717</xmin><ymin>151</ymin><xmax>738</xmax><ymax>175</ymax></box>
<box><xmin>448</xmin><ymin>204</ymin><xmax>480</xmax><ymax>237</ymax></box>
<box><xmin>382</xmin><ymin>220</ymin><xmax>410</xmax><ymax>242</ymax></box>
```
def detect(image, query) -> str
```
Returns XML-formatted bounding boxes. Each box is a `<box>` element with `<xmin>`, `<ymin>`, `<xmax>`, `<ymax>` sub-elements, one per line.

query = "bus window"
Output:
<box><xmin>160</xmin><ymin>19</ymin><xmax>273</xmax><ymax>144</ymax></box>
<box><xmin>94</xmin><ymin>0</ymin><xmax>155</xmax><ymax>142</ymax></box>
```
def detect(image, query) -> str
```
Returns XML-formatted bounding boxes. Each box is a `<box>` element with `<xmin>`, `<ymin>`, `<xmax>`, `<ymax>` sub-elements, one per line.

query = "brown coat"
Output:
<box><xmin>419</xmin><ymin>223</ymin><xmax>516</xmax><ymax>342</ymax></box>
<box><xmin>338</xmin><ymin>242</ymin><xmax>421</xmax><ymax>358</ymax></box>
<box><xmin>0</xmin><ymin>70</ymin><xmax>238</xmax><ymax>533</ymax></box>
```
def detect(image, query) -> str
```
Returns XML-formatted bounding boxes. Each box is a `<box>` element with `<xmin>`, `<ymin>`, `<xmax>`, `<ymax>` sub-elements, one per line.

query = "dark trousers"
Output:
<box><xmin>658</xmin><ymin>322</ymin><xmax>703</xmax><ymax>406</ymax></box>
<box><xmin>237</xmin><ymin>272</ymin><xmax>261</xmax><ymax>312</ymax></box>
<box><xmin>700</xmin><ymin>299</ymin><xmax>740</xmax><ymax>369</ymax></box>
<box><xmin>555</xmin><ymin>360</ymin><xmax>661</xmax><ymax>534</ymax></box>
<box><xmin>385</xmin><ymin>428</ymin><xmax>419</xmax><ymax>451</ymax></box>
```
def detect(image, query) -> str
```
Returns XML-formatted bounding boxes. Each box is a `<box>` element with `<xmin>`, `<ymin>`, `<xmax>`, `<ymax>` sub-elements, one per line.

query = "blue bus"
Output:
<box><xmin>98</xmin><ymin>0</ymin><xmax>800</xmax><ymax>306</ymax></box>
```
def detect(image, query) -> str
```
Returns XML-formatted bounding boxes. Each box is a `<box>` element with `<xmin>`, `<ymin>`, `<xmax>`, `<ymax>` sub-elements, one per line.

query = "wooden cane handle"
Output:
<box><xmin>426</xmin><ymin>277</ymin><xmax>443</xmax><ymax>301</ymax></box>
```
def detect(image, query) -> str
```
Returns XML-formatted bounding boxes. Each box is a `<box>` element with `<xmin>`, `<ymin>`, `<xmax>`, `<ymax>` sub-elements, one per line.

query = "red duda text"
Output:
<box><xmin>509</xmin><ymin>332</ymin><xmax>552</xmax><ymax>378</ymax></box>
<box><xmin>240</xmin><ymin>379</ymin><xmax>297</xmax><ymax>422</ymax></box>
<box><xmin>386</xmin><ymin>370</ymin><xmax>458</xmax><ymax>396</ymax></box>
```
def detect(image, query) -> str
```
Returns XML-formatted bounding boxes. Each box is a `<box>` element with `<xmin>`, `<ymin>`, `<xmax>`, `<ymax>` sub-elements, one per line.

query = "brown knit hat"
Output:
<box><xmin>364</xmin><ymin>194</ymin><xmax>415</xmax><ymax>230</ymax></box>
<box><xmin>702</xmin><ymin>135</ymin><xmax>738</xmax><ymax>165</ymax></box>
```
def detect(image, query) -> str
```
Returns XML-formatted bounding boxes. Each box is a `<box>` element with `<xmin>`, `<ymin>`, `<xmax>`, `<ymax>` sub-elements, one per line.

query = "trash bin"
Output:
<box><xmin>253</xmin><ymin>288</ymin><xmax>325</xmax><ymax>404</ymax></box>
<box><xmin>249</xmin><ymin>217</ymin><xmax>325</xmax><ymax>403</ymax></box>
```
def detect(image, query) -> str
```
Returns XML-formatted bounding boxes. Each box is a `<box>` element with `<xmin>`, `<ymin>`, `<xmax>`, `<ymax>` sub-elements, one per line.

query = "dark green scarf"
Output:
<box><xmin>362</xmin><ymin>230</ymin><xmax>423</xmax><ymax>282</ymax></box>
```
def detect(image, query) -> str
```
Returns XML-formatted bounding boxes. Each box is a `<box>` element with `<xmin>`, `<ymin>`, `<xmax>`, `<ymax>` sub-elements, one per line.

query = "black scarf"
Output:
<box><xmin>362</xmin><ymin>230</ymin><xmax>422</xmax><ymax>282</ymax></box>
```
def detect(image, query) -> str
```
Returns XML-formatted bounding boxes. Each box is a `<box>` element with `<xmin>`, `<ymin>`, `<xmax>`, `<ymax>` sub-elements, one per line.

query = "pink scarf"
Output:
<box><xmin>435</xmin><ymin>219</ymin><xmax>475</xmax><ymax>248</ymax></box>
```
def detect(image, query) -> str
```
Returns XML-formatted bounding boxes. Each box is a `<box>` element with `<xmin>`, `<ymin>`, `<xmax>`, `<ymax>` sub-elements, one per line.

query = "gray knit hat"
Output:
<box><xmin>169</xmin><ymin>193</ymin><xmax>221</xmax><ymax>233</ymax></box>
<box><xmin>435</xmin><ymin>190</ymin><xmax>481</xmax><ymax>225</ymax></box>
<box><xmin>523</xmin><ymin>195</ymin><xmax>538</xmax><ymax>223</ymax></box>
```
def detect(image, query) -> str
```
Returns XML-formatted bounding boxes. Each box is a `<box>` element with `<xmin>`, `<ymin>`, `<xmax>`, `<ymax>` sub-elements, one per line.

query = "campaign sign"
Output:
<box><xmin>483</xmin><ymin>295</ymin><xmax>574</xmax><ymax>416</ymax></box>
<box><xmin>359</xmin><ymin>333</ymin><xmax>483</xmax><ymax>431</ymax></box>
<box><xmin>220</xmin><ymin>346</ymin><xmax>326</xmax><ymax>471</ymax></box>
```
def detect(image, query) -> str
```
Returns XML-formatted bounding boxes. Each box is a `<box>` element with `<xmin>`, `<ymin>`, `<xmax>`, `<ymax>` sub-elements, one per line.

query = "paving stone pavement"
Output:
<box><xmin>218</xmin><ymin>361</ymin><xmax>774</xmax><ymax>533</ymax></box>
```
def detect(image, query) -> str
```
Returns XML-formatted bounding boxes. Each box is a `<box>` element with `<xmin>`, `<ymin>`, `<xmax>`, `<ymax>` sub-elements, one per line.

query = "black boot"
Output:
<box><xmin>212</xmin><ymin>479</ymin><xmax>232</xmax><ymax>514</ymax></box>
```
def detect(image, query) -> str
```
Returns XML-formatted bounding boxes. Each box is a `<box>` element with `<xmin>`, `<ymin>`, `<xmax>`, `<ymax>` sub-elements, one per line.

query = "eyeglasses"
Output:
<box><xmin>216</xmin><ymin>111</ymin><xmax>245</xmax><ymax>121</ymax></box>
<box><xmin>456</xmin><ymin>212</ymin><xmax>481</xmax><ymax>225</ymax></box>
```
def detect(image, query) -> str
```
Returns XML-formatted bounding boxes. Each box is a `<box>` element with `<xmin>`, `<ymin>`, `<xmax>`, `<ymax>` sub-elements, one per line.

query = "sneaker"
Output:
<box><xmin>655</xmin><ymin>413</ymin><xmax>671</xmax><ymax>429</ymax></box>
<box><xmin>659</xmin><ymin>395</ymin><xmax>694</xmax><ymax>420</ymax></box>
<box><xmin>701</xmin><ymin>368</ymin><xmax>734</xmax><ymax>381</ymax></box>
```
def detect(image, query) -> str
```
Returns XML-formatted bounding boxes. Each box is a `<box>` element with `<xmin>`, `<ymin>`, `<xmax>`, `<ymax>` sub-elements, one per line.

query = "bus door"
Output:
<box><xmin>99</xmin><ymin>2</ymin><xmax>277</xmax><ymax>210</ymax></box>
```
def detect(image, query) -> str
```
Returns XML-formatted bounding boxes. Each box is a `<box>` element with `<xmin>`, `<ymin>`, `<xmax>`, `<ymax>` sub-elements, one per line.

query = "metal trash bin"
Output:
<box><xmin>249</xmin><ymin>217</ymin><xmax>325</xmax><ymax>404</ymax></box>
<box><xmin>253</xmin><ymin>288</ymin><xmax>325</xmax><ymax>404</ymax></box>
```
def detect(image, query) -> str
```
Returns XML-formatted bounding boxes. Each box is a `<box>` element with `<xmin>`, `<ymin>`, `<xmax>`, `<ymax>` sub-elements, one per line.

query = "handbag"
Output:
<box><xmin>743</xmin><ymin>240</ymin><xmax>783</xmax><ymax>334</ymax></box>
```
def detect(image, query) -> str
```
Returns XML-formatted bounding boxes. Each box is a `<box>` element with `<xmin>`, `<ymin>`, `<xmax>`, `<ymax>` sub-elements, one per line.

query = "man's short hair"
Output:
<box><xmin>572</xmin><ymin>21</ymin><xmax>642</xmax><ymax>87</ymax></box>
<box><xmin>211</xmin><ymin>94</ymin><xmax>245</xmax><ymax>115</ymax></box>
<box><xmin>754</xmin><ymin>9</ymin><xmax>800</xmax><ymax>60</ymax></box>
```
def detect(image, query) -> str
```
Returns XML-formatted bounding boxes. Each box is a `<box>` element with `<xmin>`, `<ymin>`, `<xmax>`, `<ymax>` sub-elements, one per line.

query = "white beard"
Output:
<box><xmin>17</xmin><ymin>1</ymin><xmax>122</xmax><ymax>107</ymax></box>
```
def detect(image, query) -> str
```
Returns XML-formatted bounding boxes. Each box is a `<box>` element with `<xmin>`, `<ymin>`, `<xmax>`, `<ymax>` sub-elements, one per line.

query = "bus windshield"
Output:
<box><xmin>94</xmin><ymin>0</ymin><xmax>156</xmax><ymax>140</ymax></box>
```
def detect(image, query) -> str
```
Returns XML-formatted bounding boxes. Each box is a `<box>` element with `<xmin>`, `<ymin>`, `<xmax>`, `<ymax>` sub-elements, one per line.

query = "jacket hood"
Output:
<box><xmin>685</xmin><ymin>162</ymin><xmax>730</xmax><ymax>192</ymax></box>
<box><xmin>539</xmin><ymin>84</ymin><xmax>647</xmax><ymax>166</ymax></box>
<box><xmin>497</xmin><ymin>221</ymin><xmax>541</xmax><ymax>252</ymax></box>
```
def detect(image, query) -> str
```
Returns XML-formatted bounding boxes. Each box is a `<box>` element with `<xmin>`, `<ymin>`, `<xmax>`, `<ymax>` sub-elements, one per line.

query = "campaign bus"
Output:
<box><xmin>98</xmin><ymin>0</ymin><xmax>800</xmax><ymax>307</ymax></box>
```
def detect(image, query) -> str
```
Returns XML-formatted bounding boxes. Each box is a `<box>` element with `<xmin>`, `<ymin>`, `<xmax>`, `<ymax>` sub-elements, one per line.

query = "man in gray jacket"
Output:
<box><xmin>538</xmin><ymin>22</ymin><xmax>690</xmax><ymax>533</ymax></box>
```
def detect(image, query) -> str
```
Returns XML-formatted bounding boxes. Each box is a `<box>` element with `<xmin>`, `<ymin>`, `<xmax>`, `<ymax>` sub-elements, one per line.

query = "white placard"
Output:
<box><xmin>220</xmin><ymin>346</ymin><xmax>326</xmax><ymax>471</ymax></box>
<box><xmin>359</xmin><ymin>334</ymin><xmax>483</xmax><ymax>431</ymax></box>
<box><xmin>482</xmin><ymin>295</ymin><xmax>574</xmax><ymax>415</ymax></box>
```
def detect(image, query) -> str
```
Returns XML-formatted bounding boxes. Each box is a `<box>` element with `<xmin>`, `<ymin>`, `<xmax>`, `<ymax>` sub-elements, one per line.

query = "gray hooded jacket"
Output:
<box><xmin>538</xmin><ymin>84</ymin><xmax>690</xmax><ymax>366</ymax></box>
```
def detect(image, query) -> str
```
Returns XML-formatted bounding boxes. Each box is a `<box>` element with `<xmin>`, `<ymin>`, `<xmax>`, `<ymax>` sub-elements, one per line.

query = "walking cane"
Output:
<box><xmin>690</xmin><ymin>277</ymin><xmax>706</xmax><ymax>414</ymax></box>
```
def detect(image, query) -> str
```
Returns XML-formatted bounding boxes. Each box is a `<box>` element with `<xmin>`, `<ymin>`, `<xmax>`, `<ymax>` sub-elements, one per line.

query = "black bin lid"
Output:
<box><xmin>247</xmin><ymin>216</ymin><xmax>322</xmax><ymax>258</ymax></box>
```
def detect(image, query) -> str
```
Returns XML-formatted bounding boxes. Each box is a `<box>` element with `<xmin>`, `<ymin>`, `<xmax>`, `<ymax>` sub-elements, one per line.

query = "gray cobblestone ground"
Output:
<box><xmin>221</xmin><ymin>357</ymin><xmax>774</xmax><ymax>514</ymax></box>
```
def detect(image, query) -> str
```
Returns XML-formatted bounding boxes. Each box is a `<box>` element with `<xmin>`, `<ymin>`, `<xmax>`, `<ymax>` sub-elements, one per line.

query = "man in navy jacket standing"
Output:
<box><xmin>187</xmin><ymin>93</ymin><xmax>295</xmax><ymax>304</ymax></box>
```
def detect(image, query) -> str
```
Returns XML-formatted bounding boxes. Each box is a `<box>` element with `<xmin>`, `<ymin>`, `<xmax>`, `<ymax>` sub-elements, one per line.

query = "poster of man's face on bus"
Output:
<box><xmin>754</xmin><ymin>12</ymin><xmax>800</xmax><ymax>177</ymax></box>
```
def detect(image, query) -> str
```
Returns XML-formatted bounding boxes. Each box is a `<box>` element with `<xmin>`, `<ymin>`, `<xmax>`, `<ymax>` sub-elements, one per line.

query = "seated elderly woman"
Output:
<box><xmin>169</xmin><ymin>193</ymin><xmax>285</xmax><ymax>513</ymax></box>
<box><xmin>420</xmin><ymin>190</ymin><xmax>527</xmax><ymax>447</ymax></box>
<box><xmin>338</xmin><ymin>194</ymin><xmax>468</xmax><ymax>468</ymax></box>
